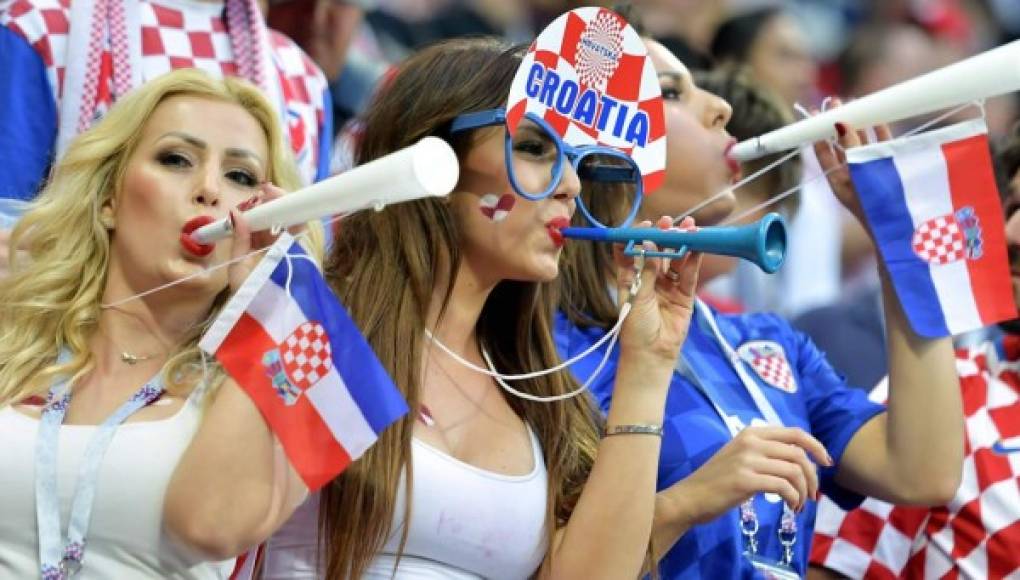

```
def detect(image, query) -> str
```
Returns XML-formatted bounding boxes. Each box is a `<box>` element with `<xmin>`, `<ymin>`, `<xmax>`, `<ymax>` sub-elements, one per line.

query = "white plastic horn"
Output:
<box><xmin>731</xmin><ymin>40</ymin><xmax>1020</xmax><ymax>161</ymax></box>
<box><xmin>191</xmin><ymin>136</ymin><xmax>460</xmax><ymax>244</ymax></box>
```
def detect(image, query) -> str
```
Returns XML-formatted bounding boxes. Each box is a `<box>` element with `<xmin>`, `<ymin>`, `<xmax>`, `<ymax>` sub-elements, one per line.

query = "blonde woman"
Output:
<box><xmin>0</xmin><ymin>69</ymin><xmax>316</xmax><ymax>579</ymax></box>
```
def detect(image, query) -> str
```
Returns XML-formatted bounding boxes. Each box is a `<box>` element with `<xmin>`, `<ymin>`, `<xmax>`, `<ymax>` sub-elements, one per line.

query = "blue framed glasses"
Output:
<box><xmin>450</xmin><ymin>108</ymin><xmax>643</xmax><ymax>229</ymax></box>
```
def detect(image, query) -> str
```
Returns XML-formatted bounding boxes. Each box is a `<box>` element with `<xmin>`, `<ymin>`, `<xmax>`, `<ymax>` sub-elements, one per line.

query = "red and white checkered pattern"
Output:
<box><xmin>750</xmin><ymin>354</ymin><xmax>796</xmax><ymax>393</ymax></box>
<box><xmin>575</xmin><ymin>10</ymin><xmax>622</xmax><ymax>92</ymax></box>
<box><xmin>2</xmin><ymin>0</ymin><xmax>328</xmax><ymax>185</ymax></box>
<box><xmin>506</xmin><ymin>7</ymin><xmax>666</xmax><ymax>194</ymax></box>
<box><xmin>280</xmin><ymin>321</ymin><xmax>332</xmax><ymax>390</ymax></box>
<box><xmin>737</xmin><ymin>340</ymin><xmax>798</xmax><ymax>393</ymax></box>
<box><xmin>138</xmin><ymin>1</ymin><xmax>239</xmax><ymax>80</ymax></box>
<box><xmin>76</xmin><ymin>0</ymin><xmax>107</xmax><ymax>133</ymax></box>
<box><xmin>913</xmin><ymin>214</ymin><xmax>967</xmax><ymax>265</ymax></box>
<box><xmin>2</xmin><ymin>0</ymin><xmax>70</xmax><ymax>96</ymax></box>
<box><xmin>268</xmin><ymin>28</ymin><xmax>327</xmax><ymax>174</ymax></box>
<box><xmin>107</xmin><ymin>0</ymin><xmax>131</xmax><ymax>96</ymax></box>
<box><xmin>811</xmin><ymin>337</ymin><xmax>1020</xmax><ymax>579</ymax></box>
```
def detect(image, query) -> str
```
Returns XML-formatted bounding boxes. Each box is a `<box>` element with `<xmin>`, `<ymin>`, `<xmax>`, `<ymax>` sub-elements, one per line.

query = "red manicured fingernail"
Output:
<box><xmin>237</xmin><ymin>196</ymin><xmax>260</xmax><ymax>212</ymax></box>
<box><xmin>835</xmin><ymin>122</ymin><xmax>848</xmax><ymax>138</ymax></box>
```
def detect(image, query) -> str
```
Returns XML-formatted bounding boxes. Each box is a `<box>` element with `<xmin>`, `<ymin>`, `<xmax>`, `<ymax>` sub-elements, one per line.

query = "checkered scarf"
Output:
<box><xmin>57</xmin><ymin>0</ymin><xmax>277</xmax><ymax>157</ymax></box>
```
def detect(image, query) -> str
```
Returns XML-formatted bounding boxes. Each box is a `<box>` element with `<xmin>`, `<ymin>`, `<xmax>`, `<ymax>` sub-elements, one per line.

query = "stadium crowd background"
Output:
<box><xmin>297</xmin><ymin>0</ymin><xmax>1020</xmax><ymax>382</ymax></box>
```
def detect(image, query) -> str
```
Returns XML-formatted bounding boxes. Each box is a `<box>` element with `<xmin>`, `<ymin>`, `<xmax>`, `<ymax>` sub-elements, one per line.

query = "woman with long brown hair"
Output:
<box><xmin>260</xmin><ymin>36</ymin><xmax>702</xmax><ymax>579</ymax></box>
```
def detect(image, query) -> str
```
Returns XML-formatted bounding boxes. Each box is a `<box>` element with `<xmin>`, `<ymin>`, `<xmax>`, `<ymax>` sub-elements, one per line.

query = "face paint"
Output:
<box><xmin>478</xmin><ymin>193</ymin><xmax>517</xmax><ymax>222</ymax></box>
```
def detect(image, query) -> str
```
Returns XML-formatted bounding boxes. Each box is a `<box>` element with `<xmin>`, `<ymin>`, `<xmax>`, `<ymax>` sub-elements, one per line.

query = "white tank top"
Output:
<box><xmin>262</xmin><ymin>426</ymin><xmax>549</xmax><ymax>580</ymax></box>
<box><xmin>0</xmin><ymin>395</ymin><xmax>234</xmax><ymax>579</ymax></box>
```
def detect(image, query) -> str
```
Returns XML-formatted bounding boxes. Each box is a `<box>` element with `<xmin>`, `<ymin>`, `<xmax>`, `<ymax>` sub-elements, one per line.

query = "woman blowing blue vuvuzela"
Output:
<box><xmin>259</xmin><ymin>34</ymin><xmax>703</xmax><ymax>579</ymax></box>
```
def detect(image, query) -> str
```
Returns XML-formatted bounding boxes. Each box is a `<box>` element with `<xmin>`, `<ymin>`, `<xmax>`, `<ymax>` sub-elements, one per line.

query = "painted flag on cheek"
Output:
<box><xmin>848</xmin><ymin>118</ymin><xmax>1017</xmax><ymax>338</ymax></box>
<box><xmin>199</xmin><ymin>234</ymin><xmax>409</xmax><ymax>490</ymax></box>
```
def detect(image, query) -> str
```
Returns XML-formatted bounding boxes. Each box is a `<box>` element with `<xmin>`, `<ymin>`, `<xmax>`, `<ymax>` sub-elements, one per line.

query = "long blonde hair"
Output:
<box><xmin>319</xmin><ymin>38</ymin><xmax>603</xmax><ymax>578</ymax></box>
<box><xmin>0</xmin><ymin>69</ymin><xmax>305</xmax><ymax>407</ymax></box>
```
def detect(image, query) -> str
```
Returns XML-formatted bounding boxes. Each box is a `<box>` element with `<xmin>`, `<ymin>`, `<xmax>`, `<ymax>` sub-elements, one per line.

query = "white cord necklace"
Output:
<box><xmin>424</xmin><ymin>302</ymin><xmax>631</xmax><ymax>402</ymax></box>
<box><xmin>424</xmin><ymin>253</ymin><xmax>648</xmax><ymax>403</ymax></box>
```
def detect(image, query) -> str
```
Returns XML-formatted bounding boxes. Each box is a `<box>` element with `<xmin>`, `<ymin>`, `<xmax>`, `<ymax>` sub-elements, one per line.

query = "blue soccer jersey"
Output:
<box><xmin>554</xmin><ymin>300</ymin><xmax>885</xmax><ymax>579</ymax></box>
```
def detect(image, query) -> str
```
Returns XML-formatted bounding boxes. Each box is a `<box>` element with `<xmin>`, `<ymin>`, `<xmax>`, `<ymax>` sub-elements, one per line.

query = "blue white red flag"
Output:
<box><xmin>199</xmin><ymin>234</ymin><xmax>408</xmax><ymax>490</ymax></box>
<box><xmin>848</xmin><ymin>119</ymin><xmax>1016</xmax><ymax>337</ymax></box>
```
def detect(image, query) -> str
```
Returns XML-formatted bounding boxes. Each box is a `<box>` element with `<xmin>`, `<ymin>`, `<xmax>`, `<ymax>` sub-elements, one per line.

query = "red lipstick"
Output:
<box><xmin>546</xmin><ymin>216</ymin><xmax>570</xmax><ymax>248</ymax></box>
<box><xmin>180</xmin><ymin>215</ymin><xmax>216</xmax><ymax>257</ymax></box>
<box><xmin>724</xmin><ymin>139</ymin><xmax>742</xmax><ymax>182</ymax></box>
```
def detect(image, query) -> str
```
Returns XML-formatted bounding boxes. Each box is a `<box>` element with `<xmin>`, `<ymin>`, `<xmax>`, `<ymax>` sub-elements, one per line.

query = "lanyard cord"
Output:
<box><xmin>677</xmin><ymin>300</ymin><xmax>798</xmax><ymax>566</ymax></box>
<box><xmin>35</xmin><ymin>371</ymin><xmax>166</xmax><ymax>579</ymax></box>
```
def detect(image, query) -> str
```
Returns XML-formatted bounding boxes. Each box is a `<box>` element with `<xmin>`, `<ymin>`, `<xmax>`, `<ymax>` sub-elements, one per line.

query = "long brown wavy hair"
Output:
<box><xmin>319</xmin><ymin>37</ymin><xmax>603</xmax><ymax>578</ymax></box>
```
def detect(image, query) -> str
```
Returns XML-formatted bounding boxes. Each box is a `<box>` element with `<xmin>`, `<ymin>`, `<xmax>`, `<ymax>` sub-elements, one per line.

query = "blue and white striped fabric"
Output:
<box><xmin>848</xmin><ymin>119</ymin><xmax>1015</xmax><ymax>337</ymax></box>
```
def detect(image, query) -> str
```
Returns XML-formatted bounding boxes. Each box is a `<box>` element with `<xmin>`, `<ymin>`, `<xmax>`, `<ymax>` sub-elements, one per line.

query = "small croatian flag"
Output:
<box><xmin>848</xmin><ymin>119</ymin><xmax>1016</xmax><ymax>338</ymax></box>
<box><xmin>200</xmin><ymin>234</ymin><xmax>408</xmax><ymax>490</ymax></box>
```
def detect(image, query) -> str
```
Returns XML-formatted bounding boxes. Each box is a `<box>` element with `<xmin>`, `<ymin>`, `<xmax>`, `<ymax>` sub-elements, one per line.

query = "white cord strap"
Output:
<box><xmin>425</xmin><ymin>251</ymin><xmax>650</xmax><ymax>403</ymax></box>
<box><xmin>721</xmin><ymin>100</ymin><xmax>985</xmax><ymax>226</ymax></box>
<box><xmin>424</xmin><ymin>301</ymin><xmax>631</xmax><ymax>402</ymax></box>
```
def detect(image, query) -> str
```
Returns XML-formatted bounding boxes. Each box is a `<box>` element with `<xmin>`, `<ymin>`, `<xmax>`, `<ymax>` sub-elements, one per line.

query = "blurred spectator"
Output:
<box><xmin>319</xmin><ymin>0</ymin><xmax>574</xmax><ymax>138</ymax></box>
<box><xmin>703</xmin><ymin>6</ymin><xmax>841</xmax><ymax>318</ymax></box>
<box><xmin>853</xmin><ymin>0</ymin><xmax>1016</xmax><ymax>138</ymax></box>
<box><xmin>695</xmin><ymin>68</ymin><xmax>802</xmax><ymax>313</ymax></box>
<box><xmin>710</xmin><ymin>5</ymin><xmax>817</xmax><ymax>108</ymax></box>
<box><xmin>636</xmin><ymin>0</ymin><xmax>724</xmax><ymax>55</ymax></box>
<box><xmin>267</xmin><ymin>0</ymin><xmax>364</xmax><ymax>82</ymax></box>
<box><xmin>425</xmin><ymin>0</ymin><xmax>533</xmax><ymax>45</ymax></box>
<box><xmin>837</xmin><ymin>22</ymin><xmax>939</xmax><ymax>132</ymax></box>
<box><xmin>633</xmin><ymin>0</ymin><xmax>720</xmax><ymax>72</ymax></box>
<box><xmin>786</xmin><ymin>23</ymin><xmax>941</xmax><ymax>391</ymax></box>
<box><xmin>266</xmin><ymin>0</ymin><xmax>381</xmax><ymax>133</ymax></box>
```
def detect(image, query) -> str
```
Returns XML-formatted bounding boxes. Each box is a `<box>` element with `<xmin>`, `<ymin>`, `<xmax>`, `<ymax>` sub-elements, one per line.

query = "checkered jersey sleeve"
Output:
<box><xmin>0</xmin><ymin>0</ymin><xmax>61</xmax><ymax>200</ymax></box>
<box><xmin>267</xmin><ymin>30</ymin><xmax>333</xmax><ymax>184</ymax></box>
<box><xmin>786</xmin><ymin>315</ymin><xmax>886</xmax><ymax>509</ymax></box>
<box><xmin>810</xmin><ymin>493</ymin><xmax>931</xmax><ymax>578</ymax></box>
<box><xmin>813</xmin><ymin>342</ymin><xmax>1020</xmax><ymax>580</ymax></box>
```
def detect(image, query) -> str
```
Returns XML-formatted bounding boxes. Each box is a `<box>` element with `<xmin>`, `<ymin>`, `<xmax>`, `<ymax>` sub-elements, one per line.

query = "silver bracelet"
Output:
<box><xmin>604</xmin><ymin>424</ymin><xmax>663</xmax><ymax>438</ymax></box>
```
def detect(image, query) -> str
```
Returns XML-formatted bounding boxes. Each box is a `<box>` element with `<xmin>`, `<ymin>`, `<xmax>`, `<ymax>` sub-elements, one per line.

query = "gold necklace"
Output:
<box><xmin>119</xmin><ymin>351</ymin><xmax>156</xmax><ymax>365</ymax></box>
